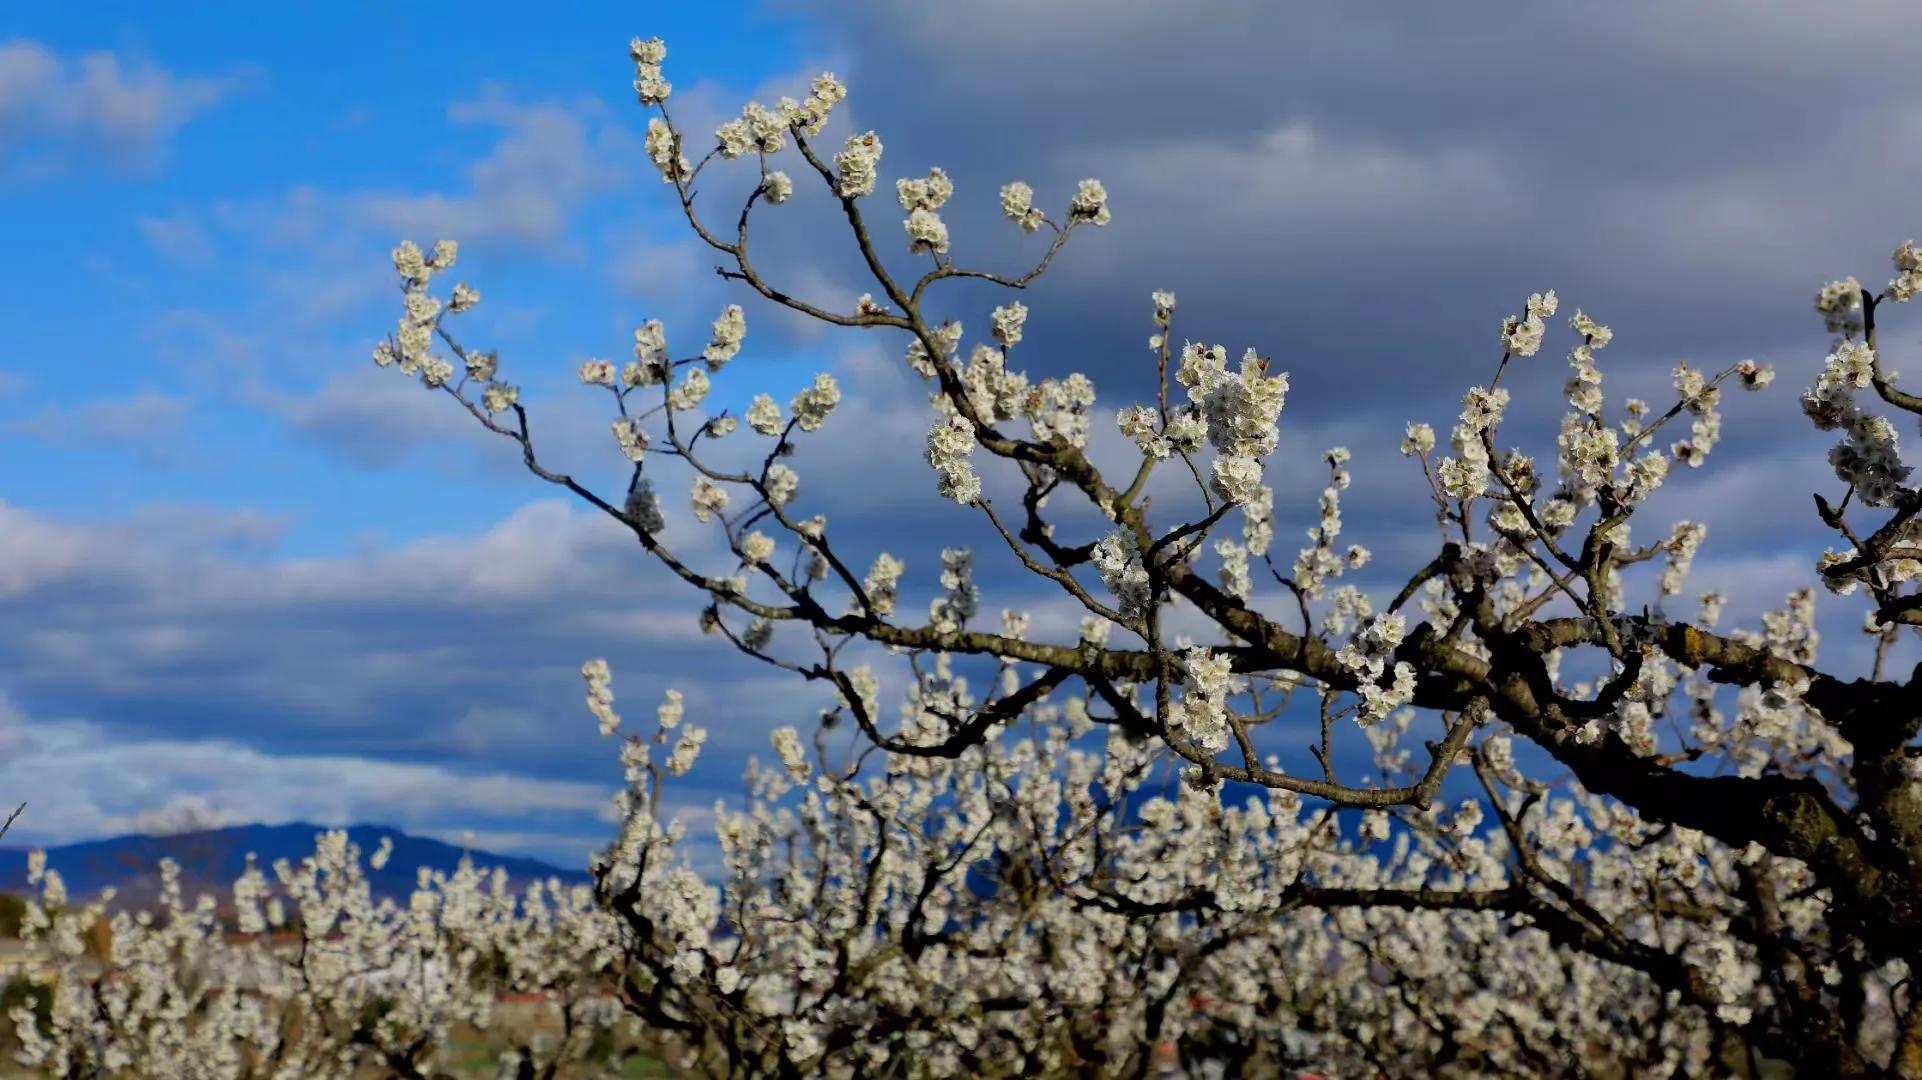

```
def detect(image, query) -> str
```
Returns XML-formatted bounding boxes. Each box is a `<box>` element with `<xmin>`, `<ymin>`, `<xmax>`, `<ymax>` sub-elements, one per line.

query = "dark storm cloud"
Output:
<box><xmin>789</xmin><ymin>1</ymin><xmax>1922</xmax><ymax>376</ymax></box>
<box><xmin>714</xmin><ymin>0</ymin><xmax>1919</xmax><ymax>672</ymax></box>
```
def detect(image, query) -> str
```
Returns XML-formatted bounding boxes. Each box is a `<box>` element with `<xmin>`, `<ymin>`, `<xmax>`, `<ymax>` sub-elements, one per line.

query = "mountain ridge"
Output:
<box><xmin>0</xmin><ymin>821</ymin><xmax>593</xmax><ymax>905</ymax></box>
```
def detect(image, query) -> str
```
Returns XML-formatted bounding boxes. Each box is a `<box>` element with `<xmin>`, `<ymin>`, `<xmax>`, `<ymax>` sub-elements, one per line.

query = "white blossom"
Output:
<box><xmin>1068</xmin><ymin>178</ymin><xmax>1110</xmax><ymax>226</ymax></box>
<box><xmin>999</xmin><ymin>180</ymin><xmax>1044</xmax><ymax>231</ymax></box>
<box><xmin>692</xmin><ymin>475</ymin><xmax>729</xmax><ymax>522</ymax></box>
<box><xmin>926</xmin><ymin>412</ymin><xmax>981</xmax><ymax>504</ymax></box>
<box><xmin>834</xmin><ymin>132</ymin><xmax>883</xmax><ymax>198</ymax></box>
<box><xmin>704</xmin><ymin>305</ymin><xmax>746</xmax><ymax>369</ymax></box>
<box><xmin>791</xmin><ymin>372</ymin><xmax>841</xmax><ymax>431</ymax></box>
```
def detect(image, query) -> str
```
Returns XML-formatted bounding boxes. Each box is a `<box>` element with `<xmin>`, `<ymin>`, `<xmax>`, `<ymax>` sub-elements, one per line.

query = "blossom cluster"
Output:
<box><xmin>1169</xmin><ymin>647</ymin><xmax>1236</xmax><ymax>751</ymax></box>
<box><xmin>1173</xmin><ymin>341</ymin><xmax>1291</xmax><ymax>506</ymax></box>
<box><xmin>1335</xmin><ymin>612</ymin><xmax>1416</xmax><ymax>723</ymax></box>
<box><xmin>898</xmin><ymin>167</ymin><xmax>955</xmax><ymax>255</ymax></box>
<box><xmin>630</xmin><ymin>36</ymin><xmax>669</xmax><ymax>104</ymax></box>
<box><xmin>926</xmin><ymin>412</ymin><xmax>981</xmax><ymax>504</ymax></box>
<box><xmin>1804</xmin><ymin>340</ymin><xmax>1911</xmax><ymax>505</ymax></box>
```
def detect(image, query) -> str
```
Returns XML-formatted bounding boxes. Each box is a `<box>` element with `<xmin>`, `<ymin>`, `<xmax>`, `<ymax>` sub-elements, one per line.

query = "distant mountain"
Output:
<box><xmin>0</xmin><ymin>822</ymin><xmax>592</xmax><ymax>907</ymax></box>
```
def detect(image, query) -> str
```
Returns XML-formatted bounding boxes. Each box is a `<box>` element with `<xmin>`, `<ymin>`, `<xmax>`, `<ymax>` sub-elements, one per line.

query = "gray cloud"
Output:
<box><xmin>4</xmin><ymin>390</ymin><xmax>193</xmax><ymax>458</ymax></box>
<box><xmin>243</xmin><ymin>365</ymin><xmax>485</xmax><ymax>468</ymax></box>
<box><xmin>778</xmin><ymin>1</ymin><xmax>1922</xmax><ymax>401</ymax></box>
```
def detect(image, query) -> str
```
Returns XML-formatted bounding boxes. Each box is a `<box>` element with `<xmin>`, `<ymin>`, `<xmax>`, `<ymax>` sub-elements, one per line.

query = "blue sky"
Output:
<box><xmin>0</xmin><ymin>2</ymin><xmax>819</xmax><ymax>550</ymax></box>
<box><xmin>0</xmin><ymin>2</ymin><xmax>844</xmax><ymax>863</ymax></box>
<box><xmin>4</xmin><ymin>1</ymin><xmax>1922</xmax><ymax>868</ymax></box>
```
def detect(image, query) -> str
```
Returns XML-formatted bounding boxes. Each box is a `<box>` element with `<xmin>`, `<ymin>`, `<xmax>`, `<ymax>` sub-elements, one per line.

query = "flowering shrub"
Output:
<box><xmin>347</xmin><ymin>29</ymin><xmax>1922</xmax><ymax>1078</ymax></box>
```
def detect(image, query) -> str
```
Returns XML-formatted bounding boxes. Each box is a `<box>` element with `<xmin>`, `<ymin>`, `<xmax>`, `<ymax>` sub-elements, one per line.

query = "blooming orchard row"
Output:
<box><xmin>8</xmin><ymin>832</ymin><xmax>636</xmax><ymax>1078</ymax></box>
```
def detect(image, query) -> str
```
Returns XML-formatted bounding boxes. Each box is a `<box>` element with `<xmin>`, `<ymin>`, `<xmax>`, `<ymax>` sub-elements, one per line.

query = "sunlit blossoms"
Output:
<box><xmin>1090</xmin><ymin>531</ymin><xmax>1151</xmax><ymax>618</ymax></box>
<box><xmin>863</xmin><ymin>552</ymin><xmax>904</xmax><ymax>616</ymax></box>
<box><xmin>790</xmin><ymin>372</ymin><xmax>840</xmax><ymax>431</ymax></box>
<box><xmin>835</xmin><ymin>132</ymin><xmax>883</xmax><ymax>198</ymax></box>
<box><xmin>1501</xmin><ymin>289</ymin><xmax>1558</xmax><ymax>357</ymax></box>
<box><xmin>1170</xmin><ymin>341</ymin><xmax>1290</xmax><ymax>507</ymax></box>
<box><xmin>716</xmin><ymin>101</ymin><xmax>787</xmax><ymax>159</ymax></box>
<box><xmin>668</xmin><ymin>367</ymin><xmax>711</xmax><ymax>411</ymax></box>
<box><xmin>657</xmin><ymin>687</ymin><xmax>684</xmax><ymax>730</ymax></box>
<box><xmin>583</xmin><ymin>657</ymin><xmax>620</xmax><ymax>735</ymax></box>
<box><xmin>745</xmin><ymin>393</ymin><xmax>782</xmax><ymax>435</ymax></box>
<box><xmin>999</xmin><ymin>180</ymin><xmax>1044</xmax><ymax>231</ymax></box>
<box><xmin>1211</xmin><ymin>452</ymin><xmax>1264</xmax><ymax>505</ymax></box>
<box><xmin>630</xmin><ymin>36</ymin><xmax>670</xmax><ymax>104</ymax></box>
<box><xmin>1801</xmin><ymin>340</ymin><xmax>1911</xmax><ymax>504</ymax></box>
<box><xmin>1180</xmin><ymin>344</ymin><xmax>1290</xmax><ymax>457</ymax></box>
<box><xmin>765</xmin><ymin>463</ymin><xmax>798</xmax><ymax>505</ymax></box>
<box><xmin>898</xmin><ymin>167</ymin><xmax>954</xmax><ymax>256</ymax></box>
<box><xmin>376</xmin><ymin>242</ymin><xmax>457</xmax><ymax>387</ymax></box>
<box><xmin>645</xmin><ymin>117</ymin><xmax>688</xmax><ymax>182</ymax></box>
<box><xmin>926</xmin><ymin>412</ymin><xmax>980</xmax><ymax>504</ymax></box>
<box><xmin>769</xmin><ymin>725</ymin><xmax>809</xmax><ymax>781</ymax></box>
<box><xmin>1816</xmin><ymin>276</ymin><xmax>1865</xmax><ymax>334</ymax></box>
<box><xmin>991</xmin><ymin>301</ymin><xmax>1027</xmax><ymax>348</ymax></box>
<box><xmin>1068</xmin><ymin>178</ymin><xmax>1110</xmax><ymax>226</ymax></box>
<box><xmin>691</xmin><ymin>475</ymin><xmax>728</xmax><ymax>522</ymax></box>
<box><xmin>579</xmin><ymin>359</ymin><xmax>615</xmax><ymax>387</ymax></box>
<box><xmin>703</xmin><ymin>305</ymin><xmax>746</xmax><ymax>369</ymax></box>
<box><xmin>1117</xmin><ymin>404</ymin><xmax>1170</xmax><ymax>459</ymax></box>
<box><xmin>1169</xmin><ymin>647</ymin><xmax>1235</xmax><ymax>751</ymax></box>
<box><xmin>741</xmin><ymin>530</ymin><xmax>776</xmax><ymax>566</ymax></box>
<box><xmin>666</xmin><ymin>723</ymin><xmax>706</xmax><ymax>775</ymax></box>
<box><xmin>904</xmin><ymin>319</ymin><xmax>963</xmax><ymax>379</ymax></box>
<box><xmin>1890</xmin><ymin>241</ymin><xmax>1922</xmax><ymax>303</ymax></box>
<box><xmin>482</xmin><ymin>382</ymin><xmax>518</xmax><ymax>414</ymax></box>
<box><xmin>1336</xmin><ymin>612</ymin><xmax>1416</xmax><ymax>723</ymax></box>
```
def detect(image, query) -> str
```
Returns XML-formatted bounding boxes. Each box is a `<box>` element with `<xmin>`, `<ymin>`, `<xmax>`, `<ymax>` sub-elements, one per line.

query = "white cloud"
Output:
<box><xmin>4</xmin><ymin>390</ymin><xmax>193</xmax><ymax>453</ymax></box>
<box><xmin>0</xmin><ymin>38</ymin><xmax>242</xmax><ymax>177</ymax></box>
<box><xmin>0</xmin><ymin>691</ymin><xmax>613</xmax><ymax>854</ymax></box>
<box><xmin>138</xmin><ymin>213</ymin><xmax>213</xmax><ymax>266</ymax></box>
<box><xmin>348</xmin><ymin>95</ymin><xmax>631</xmax><ymax>252</ymax></box>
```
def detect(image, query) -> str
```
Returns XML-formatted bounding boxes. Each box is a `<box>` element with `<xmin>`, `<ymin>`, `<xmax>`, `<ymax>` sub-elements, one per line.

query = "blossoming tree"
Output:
<box><xmin>354</xmin><ymin>30</ymin><xmax>1922</xmax><ymax>1079</ymax></box>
